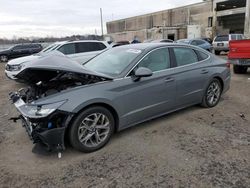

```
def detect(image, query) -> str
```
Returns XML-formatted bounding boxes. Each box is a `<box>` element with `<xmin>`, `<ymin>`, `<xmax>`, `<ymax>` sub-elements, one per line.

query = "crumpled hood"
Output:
<box><xmin>15</xmin><ymin>52</ymin><xmax>113</xmax><ymax>84</ymax></box>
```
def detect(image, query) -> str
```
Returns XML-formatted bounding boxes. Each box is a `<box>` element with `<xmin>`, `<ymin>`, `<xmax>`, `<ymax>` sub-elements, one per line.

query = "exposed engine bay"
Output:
<box><xmin>16</xmin><ymin>69</ymin><xmax>109</xmax><ymax>103</ymax></box>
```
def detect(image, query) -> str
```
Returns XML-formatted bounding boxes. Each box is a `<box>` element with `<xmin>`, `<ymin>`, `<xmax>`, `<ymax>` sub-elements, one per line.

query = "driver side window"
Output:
<box><xmin>136</xmin><ymin>48</ymin><xmax>170</xmax><ymax>72</ymax></box>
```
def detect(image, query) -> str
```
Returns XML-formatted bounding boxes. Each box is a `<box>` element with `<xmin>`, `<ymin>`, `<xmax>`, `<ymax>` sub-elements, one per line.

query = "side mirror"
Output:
<box><xmin>133</xmin><ymin>67</ymin><xmax>153</xmax><ymax>81</ymax></box>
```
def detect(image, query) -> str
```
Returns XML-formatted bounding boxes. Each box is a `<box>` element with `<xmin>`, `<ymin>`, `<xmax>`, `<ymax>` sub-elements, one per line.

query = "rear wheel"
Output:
<box><xmin>69</xmin><ymin>106</ymin><xmax>115</xmax><ymax>152</ymax></box>
<box><xmin>0</xmin><ymin>55</ymin><xmax>8</xmax><ymax>62</ymax></box>
<box><xmin>215</xmin><ymin>50</ymin><xmax>220</xmax><ymax>55</ymax></box>
<box><xmin>233</xmin><ymin>65</ymin><xmax>248</xmax><ymax>74</ymax></box>
<box><xmin>201</xmin><ymin>78</ymin><xmax>222</xmax><ymax>108</ymax></box>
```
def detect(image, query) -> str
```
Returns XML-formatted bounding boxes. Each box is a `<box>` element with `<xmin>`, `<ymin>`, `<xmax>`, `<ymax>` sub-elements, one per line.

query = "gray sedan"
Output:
<box><xmin>10</xmin><ymin>43</ymin><xmax>230</xmax><ymax>153</ymax></box>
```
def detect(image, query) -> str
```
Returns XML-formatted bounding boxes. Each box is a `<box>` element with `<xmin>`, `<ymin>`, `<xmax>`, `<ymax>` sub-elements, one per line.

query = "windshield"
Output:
<box><xmin>84</xmin><ymin>47</ymin><xmax>143</xmax><ymax>77</ymax></box>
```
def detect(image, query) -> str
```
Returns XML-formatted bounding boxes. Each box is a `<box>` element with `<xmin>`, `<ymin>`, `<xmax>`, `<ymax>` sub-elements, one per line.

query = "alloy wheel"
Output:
<box><xmin>78</xmin><ymin>113</ymin><xmax>110</xmax><ymax>147</ymax></box>
<box><xmin>206</xmin><ymin>81</ymin><xmax>221</xmax><ymax>106</ymax></box>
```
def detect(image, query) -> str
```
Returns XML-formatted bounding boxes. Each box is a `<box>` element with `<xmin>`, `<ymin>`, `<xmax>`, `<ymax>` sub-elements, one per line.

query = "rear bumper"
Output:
<box><xmin>213</xmin><ymin>47</ymin><xmax>229</xmax><ymax>51</ymax></box>
<box><xmin>228</xmin><ymin>59</ymin><xmax>250</xmax><ymax>66</ymax></box>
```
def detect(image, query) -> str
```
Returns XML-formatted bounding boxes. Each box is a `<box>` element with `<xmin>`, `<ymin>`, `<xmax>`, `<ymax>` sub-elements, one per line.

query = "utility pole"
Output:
<box><xmin>100</xmin><ymin>8</ymin><xmax>104</xmax><ymax>38</ymax></box>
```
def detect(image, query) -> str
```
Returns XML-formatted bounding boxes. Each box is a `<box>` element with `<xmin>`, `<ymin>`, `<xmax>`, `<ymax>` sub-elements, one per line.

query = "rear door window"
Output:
<box><xmin>12</xmin><ymin>45</ymin><xmax>24</xmax><ymax>50</ymax></box>
<box><xmin>191</xmin><ymin>40</ymin><xmax>205</xmax><ymax>46</ymax></box>
<box><xmin>214</xmin><ymin>35</ymin><xmax>229</xmax><ymax>42</ymax></box>
<box><xmin>58</xmin><ymin>43</ymin><xmax>76</xmax><ymax>55</ymax></box>
<box><xmin>195</xmin><ymin>50</ymin><xmax>209</xmax><ymax>61</ymax></box>
<box><xmin>196</xmin><ymin>40</ymin><xmax>206</xmax><ymax>45</ymax></box>
<box><xmin>191</xmin><ymin>40</ymin><xmax>198</xmax><ymax>46</ymax></box>
<box><xmin>173</xmin><ymin>47</ymin><xmax>198</xmax><ymax>66</ymax></box>
<box><xmin>76</xmin><ymin>42</ymin><xmax>107</xmax><ymax>53</ymax></box>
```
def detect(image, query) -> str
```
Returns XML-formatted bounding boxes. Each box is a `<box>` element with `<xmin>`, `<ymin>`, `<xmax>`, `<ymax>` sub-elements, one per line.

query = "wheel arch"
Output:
<box><xmin>67</xmin><ymin>102</ymin><xmax>120</xmax><ymax>133</ymax></box>
<box><xmin>213</xmin><ymin>76</ymin><xmax>224</xmax><ymax>92</ymax></box>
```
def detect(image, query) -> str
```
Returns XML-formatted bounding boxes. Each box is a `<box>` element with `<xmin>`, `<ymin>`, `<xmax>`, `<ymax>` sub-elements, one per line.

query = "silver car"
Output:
<box><xmin>9</xmin><ymin>43</ymin><xmax>231</xmax><ymax>153</ymax></box>
<box><xmin>213</xmin><ymin>34</ymin><xmax>245</xmax><ymax>55</ymax></box>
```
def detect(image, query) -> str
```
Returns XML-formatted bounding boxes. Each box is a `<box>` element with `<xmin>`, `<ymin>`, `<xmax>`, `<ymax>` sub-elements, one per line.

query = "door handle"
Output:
<box><xmin>201</xmin><ymin>70</ymin><xmax>209</xmax><ymax>74</ymax></box>
<box><xmin>165</xmin><ymin>77</ymin><xmax>175</xmax><ymax>83</ymax></box>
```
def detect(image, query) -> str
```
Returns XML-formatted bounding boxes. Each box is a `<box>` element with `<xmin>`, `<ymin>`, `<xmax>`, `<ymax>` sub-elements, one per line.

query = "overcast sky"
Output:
<box><xmin>0</xmin><ymin>0</ymin><xmax>202</xmax><ymax>39</ymax></box>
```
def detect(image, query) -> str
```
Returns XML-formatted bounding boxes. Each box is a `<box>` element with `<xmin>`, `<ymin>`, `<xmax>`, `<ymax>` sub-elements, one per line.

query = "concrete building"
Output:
<box><xmin>106</xmin><ymin>0</ymin><xmax>250</xmax><ymax>42</ymax></box>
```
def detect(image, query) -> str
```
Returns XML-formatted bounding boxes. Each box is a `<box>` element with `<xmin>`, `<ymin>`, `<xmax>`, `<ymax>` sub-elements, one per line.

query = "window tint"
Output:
<box><xmin>190</xmin><ymin>40</ymin><xmax>198</xmax><ymax>45</ymax></box>
<box><xmin>58</xmin><ymin>43</ymin><xmax>76</xmax><ymax>55</ymax></box>
<box><xmin>196</xmin><ymin>40</ymin><xmax>205</xmax><ymax>45</ymax></box>
<box><xmin>77</xmin><ymin>42</ymin><xmax>107</xmax><ymax>53</ymax></box>
<box><xmin>214</xmin><ymin>35</ymin><xmax>229</xmax><ymax>42</ymax></box>
<box><xmin>195</xmin><ymin>50</ymin><xmax>209</xmax><ymax>61</ymax></box>
<box><xmin>137</xmin><ymin>48</ymin><xmax>170</xmax><ymax>72</ymax></box>
<box><xmin>191</xmin><ymin>40</ymin><xmax>204</xmax><ymax>46</ymax></box>
<box><xmin>12</xmin><ymin>45</ymin><xmax>24</xmax><ymax>50</ymax></box>
<box><xmin>31</xmin><ymin>44</ymin><xmax>41</xmax><ymax>48</ymax></box>
<box><xmin>98</xmin><ymin>43</ymin><xmax>107</xmax><ymax>50</ymax></box>
<box><xmin>173</xmin><ymin>48</ymin><xmax>198</xmax><ymax>66</ymax></box>
<box><xmin>237</xmin><ymin>35</ymin><xmax>243</xmax><ymax>40</ymax></box>
<box><xmin>231</xmin><ymin>35</ymin><xmax>237</xmax><ymax>40</ymax></box>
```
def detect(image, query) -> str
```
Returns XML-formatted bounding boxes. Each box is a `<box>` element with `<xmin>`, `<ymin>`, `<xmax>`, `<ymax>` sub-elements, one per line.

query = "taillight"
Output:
<box><xmin>226</xmin><ymin>62</ymin><xmax>230</xmax><ymax>69</ymax></box>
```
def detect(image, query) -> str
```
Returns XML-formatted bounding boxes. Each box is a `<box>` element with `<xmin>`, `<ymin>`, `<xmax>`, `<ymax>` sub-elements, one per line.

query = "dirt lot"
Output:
<box><xmin>0</xmin><ymin>58</ymin><xmax>249</xmax><ymax>188</ymax></box>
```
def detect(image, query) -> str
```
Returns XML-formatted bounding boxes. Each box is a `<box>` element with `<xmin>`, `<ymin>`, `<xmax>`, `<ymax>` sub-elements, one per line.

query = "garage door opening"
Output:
<box><xmin>217</xmin><ymin>13</ymin><xmax>245</xmax><ymax>34</ymax></box>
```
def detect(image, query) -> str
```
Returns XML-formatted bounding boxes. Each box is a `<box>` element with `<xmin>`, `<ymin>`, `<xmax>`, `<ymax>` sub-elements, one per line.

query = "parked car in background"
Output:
<box><xmin>9</xmin><ymin>43</ymin><xmax>230</xmax><ymax>153</ymax></box>
<box><xmin>150</xmin><ymin>39</ymin><xmax>174</xmax><ymax>43</ymax></box>
<box><xmin>177</xmin><ymin>39</ymin><xmax>212</xmax><ymax>52</ymax></box>
<box><xmin>199</xmin><ymin>37</ymin><xmax>213</xmax><ymax>44</ymax></box>
<box><xmin>212</xmin><ymin>34</ymin><xmax>245</xmax><ymax>55</ymax></box>
<box><xmin>228</xmin><ymin>39</ymin><xmax>250</xmax><ymax>74</ymax></box>
<box><xmin>0</xmin><ymin>43</ymin><xmax>42</xmax><ymax>62</ymax></box>
<box><xmin>5</xmin><ymin>40</ymin><xmax>110</xmax><ymax>80</ymax></box>
<box><xmin>111</xmin><ymin>41</ymin><xmax>130</xmax><ymax>48</ymax></box>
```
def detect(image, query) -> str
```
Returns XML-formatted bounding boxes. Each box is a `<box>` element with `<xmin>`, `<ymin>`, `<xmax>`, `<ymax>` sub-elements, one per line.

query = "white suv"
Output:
<box><xmin>5</xmin><ymin>40</ymin><xmax>110</xmax><ymax>80</ymax></box>
<box><xmin>213</xmin><ymin>34</ymin><xmax>245</xmax><ymax>55</ymax></box>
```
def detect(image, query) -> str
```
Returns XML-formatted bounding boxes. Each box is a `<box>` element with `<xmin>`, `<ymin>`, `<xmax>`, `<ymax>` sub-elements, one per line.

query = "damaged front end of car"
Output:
<box><xmin>9</xmin><ymin>93</ymin><xmax>73</xmax><ymax>152</ymax></box>
<box><xmin>9</xmin><ymin>54</ymin><xmax>112</xmax><ymax>154</ymax></box>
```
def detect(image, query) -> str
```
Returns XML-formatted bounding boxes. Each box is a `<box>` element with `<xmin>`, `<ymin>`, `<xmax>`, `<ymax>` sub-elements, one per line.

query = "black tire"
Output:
<box><xmin>69</xmin><ymin>106</ymin><xmax>115</xmax><ymax>153</ymax></box>
<box><xmin>0</xmin><ymin>55</ymin><xmax>8</xmax><ymax>62</ymax></box>
<box><xmin>201</xmin><ymin>78</ymin><xmax>222</xmax><ymax>108</ymax></box>
<box><xmin>215</xmin><ymin>50</ymin><xmax>220</xmax><ymax>55</ymax></box>
<box><xmin>233</xmin><ymin>65</ymin><xmax>248</xmax><ymax>74</ymax></box>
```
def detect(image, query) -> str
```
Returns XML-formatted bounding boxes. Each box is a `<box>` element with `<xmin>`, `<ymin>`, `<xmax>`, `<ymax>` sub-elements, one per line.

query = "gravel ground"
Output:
<box><xmin>0</xmin><ymin>58</ymin><xmax>249</xmax><ymax>188</ymax></box>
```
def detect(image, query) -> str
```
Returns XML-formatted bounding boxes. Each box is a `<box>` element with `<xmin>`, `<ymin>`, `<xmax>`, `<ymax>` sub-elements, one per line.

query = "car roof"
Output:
<box><xmin>54</xmin><ymin>40</ymin><xmax>107</xmax><ymax>45</ymax></box>
<box><xmin>114</xmin><ymin>43</ymin><xmax>198</xmax><ymax>51</ymax></box>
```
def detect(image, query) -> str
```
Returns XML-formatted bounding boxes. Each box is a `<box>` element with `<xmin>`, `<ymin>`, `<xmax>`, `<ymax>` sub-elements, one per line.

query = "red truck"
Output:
<box><xmin>228</xmin><ymin>39</ymin><xmax>250</xmax><ymax>74</ymax></box>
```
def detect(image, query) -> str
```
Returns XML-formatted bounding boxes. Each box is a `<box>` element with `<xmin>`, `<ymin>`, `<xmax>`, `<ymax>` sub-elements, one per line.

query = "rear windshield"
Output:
<box><xmin>214</xmin><ymin>35</ymin><xmax>229</xmax><ymax>42</ymax></box>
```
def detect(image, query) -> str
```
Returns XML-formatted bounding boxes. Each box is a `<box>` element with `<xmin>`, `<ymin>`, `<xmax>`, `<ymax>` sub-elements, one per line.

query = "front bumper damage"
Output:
<box><xmin>9</xmin><ymin>92</ymin><xmax>74</xmax><ymax>153</ymax></box>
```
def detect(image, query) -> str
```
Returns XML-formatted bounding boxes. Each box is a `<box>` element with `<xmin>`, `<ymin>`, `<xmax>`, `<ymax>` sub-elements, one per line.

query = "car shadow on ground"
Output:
<box><xmin>59</xmin><ymin>105</ymin><xmax>201</xmax><ymax>155</ymax></box>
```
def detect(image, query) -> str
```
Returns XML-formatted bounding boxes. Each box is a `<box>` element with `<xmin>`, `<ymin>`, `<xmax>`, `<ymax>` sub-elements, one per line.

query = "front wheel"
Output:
<box><xmin>69</xmin><ymin>106</ymin><xmax>115</xmax><ymax>152</ymax></box>
<box><xmin>201</xmin><ymin>79</ymin><xmax>222</xmax><ymax>108</ymax></box>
